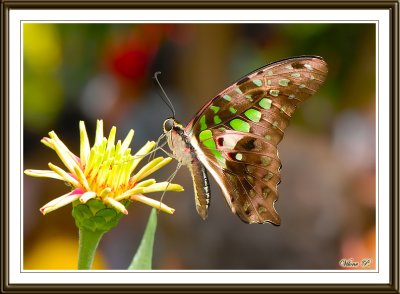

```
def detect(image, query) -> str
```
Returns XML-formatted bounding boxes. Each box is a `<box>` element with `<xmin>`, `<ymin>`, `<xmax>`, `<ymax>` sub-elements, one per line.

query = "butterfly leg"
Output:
<box><xmin>148</xmin><ymin>133</ymin><xmax>167</xmax><ymax>162</ymax></box>
<box><xmin>157</xmin><ymin>161</ymin><xmax>183</xmax><ymax>212</ymax></box>
<box><xmin>131</xmin><ymin>136</ymin><xmax>168</xmax><ymax>161</ymax></box>
<box><xmin>159</xmin><ymin>146</ymin><xmax>176</xmax><ymax>159</ymax></box>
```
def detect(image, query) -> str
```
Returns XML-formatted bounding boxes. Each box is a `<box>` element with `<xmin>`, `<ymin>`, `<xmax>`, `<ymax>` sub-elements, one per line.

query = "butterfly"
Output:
<box><xmin>162</xmin><ymin>56</ymin><xmax>328</xmax><ymax>224</ymax></box>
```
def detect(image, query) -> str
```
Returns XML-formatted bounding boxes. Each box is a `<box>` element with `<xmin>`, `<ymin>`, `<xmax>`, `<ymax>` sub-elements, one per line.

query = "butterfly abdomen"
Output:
<box><xmin>189</xmin><ymin>160</ymin><xmax>211</xmax><ymax>220</ymax></box>
<box><xmin>165</xmin><ymin>119</ymin><xmax>212</xmax><ymax>219</ymax></box>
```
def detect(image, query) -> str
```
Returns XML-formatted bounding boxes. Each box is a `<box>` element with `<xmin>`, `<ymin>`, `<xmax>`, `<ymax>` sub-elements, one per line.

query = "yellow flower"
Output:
<box><xmin>25</xmin><ymin>120</ymin><xmax>183</xmax><ymax>215</ymax></box>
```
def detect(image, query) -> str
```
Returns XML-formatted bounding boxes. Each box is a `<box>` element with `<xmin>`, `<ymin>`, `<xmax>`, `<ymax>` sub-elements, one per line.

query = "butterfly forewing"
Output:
<box><xmin>186</xmin><ymin>56</ymin><xmax>328</xmax><ymax>224</ymax></box>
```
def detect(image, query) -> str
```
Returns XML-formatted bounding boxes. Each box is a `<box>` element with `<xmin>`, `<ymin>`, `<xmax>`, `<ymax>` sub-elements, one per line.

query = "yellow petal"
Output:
<box><xmin>40</xmin><ymin>190</ymin><xmax>82</xmax><ymax>215</ymax></box>
<box><xmin>130</xmin><ymin>194</ymin><xmax>175</xmax><ymax>214</ymax></box>
<box><xmin>79</xmin><ymin>191</ymin><xmax>96</xmax><ymax>203</ymax></box>
<box><xmin>142</xmin><ymin>182</ymin><xmax>184</xmax><ymax>193</ymax></box>
<box><xmin>115</xmin><ymin>187</ymin><xmax>145</xmax><ymax>201</ymax></box>
<box><xmin>106</xmin><ymin>126</ymin><xmax>116</xmax><ymax>150</ymax></box>
<box><xmin>135</xmin><ymin>179</ymin><xmax>156</xmax><ymax>188</ymax></box>
<box><xmin>131</xmin><ymin>157</ymin><xmax>163</xmax><ymax>182</ymax></box>
<box><xmin>132</xmin><ymin>157</ymin><xmax>172</xmax><ymax>183</ymax></box>
<box><xmin>99</xmin><ymin>187</ymin><xmax>112</xmax><ymax>198</ymax></box>
<box><xmin>73</xmin><ymin>165</ymin><xmax>91</xmax><ymax>191</ymax></box>
<box><xmin>48</xmin><ymin>131</ymin><xmax>81</xmax><ymax>177</ymax></box>
<box><xmin>94</xmin><ymin>120</ymin><xmax>104</xmax><ymax>146</ymax></box>
<box><xmin>41</xmin><ymin>137</ymin><xmax>55</xmax><ymax>150</ymax></box>
<box><xmin>48</xmin><ymin>163</ymin><xmax>80</xmax><ymax>187</ymax></box>
<box><xmin>129</xmin><ymin>141</ymin><xmax>156</xmax><ymax>173</ymax></box>
<box><xmin>120</xmin><ymin>129</ymin><xmax>134</xmax><ymax>155</ymax></box>
<box><xmin>79</xmin><ymin>121</ymin><xmax>91</xmax><ymax>167</ymax></box>
<box><xmin>104</xmin><ymin>197</ymin><xmax>128</xmax><ymax>215</ymax></box>
<box><xmin>24</xmin><ymin>169</ymin><xmax>64</xmax><ymax>181</ymax></box>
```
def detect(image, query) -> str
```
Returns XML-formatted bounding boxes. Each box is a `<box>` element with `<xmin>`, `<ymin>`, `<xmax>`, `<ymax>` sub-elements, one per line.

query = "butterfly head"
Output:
<box><xmin>163</xmin><ymin>118</ymin><xmax>184</xmax><ymax>133</ymax></box>
<box><xmin>163</xmin><ymin>118</ymin><xmax>175</xmax><ymax>133</ymax></box>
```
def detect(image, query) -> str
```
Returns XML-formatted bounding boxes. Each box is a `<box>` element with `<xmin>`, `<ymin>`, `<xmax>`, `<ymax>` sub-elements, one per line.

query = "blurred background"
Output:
<box><xmin>23</xmin><ymin>23</ymin><xmax>376</xmax><ymax>270</ymax></box>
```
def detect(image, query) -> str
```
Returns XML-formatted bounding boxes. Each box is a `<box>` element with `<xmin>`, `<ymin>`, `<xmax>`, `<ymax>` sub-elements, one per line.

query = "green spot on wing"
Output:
<box><xmin>245</xmin><ymin>94</ymin><xmax>253</xmax><ymax>102</ymax></box>
<box><xmin>203</xmin><ymin>138</ymin><xmax>216</xmax><ymax>149</ymax></box>
<box><xmin>211</xmin><ymin>149</ymin><xmax>225</xmax><ymax>166</ymax></box>
<box><xmin>244</xmin><ymin>109</ymin><xmax>261</xmax><ymax>122</ymax></box>
<box><xmin>278</xmin><ymin>79</ymin><xmax>290</xmax><ymax>86</ymax></box>
<box><xmin>229</xmin><ymin>106</ymin><xmax>237</xmax><ymax>114</ymax></box>
<box><xmin>261</xmin><ymin>156</ymin><xmax>272</xmax><ymax>166</ymax></box>
<box><xmin>258</xmin><ymin>206</ymin><xmax>267</xmax><ymax>214</ymax></box>
<box><xmin>262</xmin><ymin>188</ymin><xmax>271</xmax><ymax>198</ymax></box>
<box><xmin>235</xmin><ymin>87</ymin><xmax>243</xmax><ymax>94</ymax></box>
<box><xmin>269</xmin><ymin>90</ymin><xmax>280</xmax><ymax>97</ymax></box>
<box><xmin>259</xmin><ymin>98</ymin><xmax>272</xmax><ymax>109</ymax></box>
<box><xmin>199</xmin><ymin>130</ymin><xmax>212</xmax><ymax>141</ymax></box>
<box><xmin>199</xmin><ymin>115</ymin><xmax>207</xmax><ymax>131</ymax></box>
<box><xmin>210</xmin><ymin>105</ymin><xmax>220</xmax><ymax>113</ymax></box>
<box><xmin>252</xmin><ymin>79</ymin><xmax>262</xmax><ymax>86</ymax></box>
<box><xmin>214</xmin><ymin>115</ymin><xmax>222</xmax><ymax>124</ymax></box>
<box><xmin>199</xmin><ymin>135</ymin><xmax>226</xmax><ymax>166</ymax></box>
<box><xmin>230</xmin><ymin>119</ymin><xmax>250</xmax><ymax>132</ymax></box>
<box><xmin>223</xmin><ymin>94</ymin><xmax>232</xmax><ymax>101</ymax></box>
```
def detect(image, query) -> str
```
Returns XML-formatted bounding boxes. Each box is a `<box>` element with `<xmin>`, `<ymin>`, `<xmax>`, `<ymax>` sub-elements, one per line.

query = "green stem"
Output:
<box><xmin>77</xmin><ymin>228</ymin><xmax>104</xmax><ymax>270</ymax></box>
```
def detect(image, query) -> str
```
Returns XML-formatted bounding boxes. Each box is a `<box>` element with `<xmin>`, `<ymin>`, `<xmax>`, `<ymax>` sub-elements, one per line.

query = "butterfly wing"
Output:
<box><xmin>186</xmin><ymin>56</ymin><xmax>328</xmax><ymax>224</ymax></box>
<box><xmin>193</xmin><ymin>129</ymin><xmax>283</xmax><ymax>224</ymax></box>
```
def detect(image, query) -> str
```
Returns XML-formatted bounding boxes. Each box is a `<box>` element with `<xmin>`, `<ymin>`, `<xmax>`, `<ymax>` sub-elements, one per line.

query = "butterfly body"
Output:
<box><xmin>164</xmin><ymin>118</ymin><xmax>212</xmax><ymax>219</ymax></box>
<box><xmin>163</xmin><ymin>56</ymin><xmax>328</xmax><ymax>224</ymax></box>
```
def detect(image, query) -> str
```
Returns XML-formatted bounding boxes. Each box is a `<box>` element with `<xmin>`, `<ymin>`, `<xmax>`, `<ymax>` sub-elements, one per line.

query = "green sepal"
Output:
<box><xmin>72</xmin><ymin>198</ymin><xmax>130</xmax><ymax>233</ymax></box>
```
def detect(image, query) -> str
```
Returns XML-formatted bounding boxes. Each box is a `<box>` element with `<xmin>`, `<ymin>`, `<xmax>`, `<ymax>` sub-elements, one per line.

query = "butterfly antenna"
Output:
<box><xmin>153</xmin><ymin>71</ymin><xmax>176</xmax><ymax>118</ymax></box>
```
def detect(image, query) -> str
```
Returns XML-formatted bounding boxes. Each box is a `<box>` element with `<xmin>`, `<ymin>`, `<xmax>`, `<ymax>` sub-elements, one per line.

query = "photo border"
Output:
<box><xmin>1</xmin><ymin>1</ymin><xmax>399</xmax><ymax>293</ymax></box>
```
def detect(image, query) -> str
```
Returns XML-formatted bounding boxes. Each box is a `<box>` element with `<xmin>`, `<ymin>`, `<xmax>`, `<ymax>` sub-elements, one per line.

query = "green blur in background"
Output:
<box><xmin>23</xmin><ymin>23</ymin><xmax>376</xmax><ymax>270</ymax></box>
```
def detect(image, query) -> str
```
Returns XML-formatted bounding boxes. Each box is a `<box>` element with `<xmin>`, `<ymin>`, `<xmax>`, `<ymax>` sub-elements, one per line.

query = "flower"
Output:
<box><xmin>25</xmin><ymin>120</ymin><xmax>183</xmax><ymax>216</ymax></box>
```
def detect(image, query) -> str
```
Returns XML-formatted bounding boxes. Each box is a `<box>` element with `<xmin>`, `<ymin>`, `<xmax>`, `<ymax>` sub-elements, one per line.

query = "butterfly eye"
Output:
<box><xmin>163</xmin><ymin>118</ymin><xmax>175</xmax><ymax>132</ymax></box>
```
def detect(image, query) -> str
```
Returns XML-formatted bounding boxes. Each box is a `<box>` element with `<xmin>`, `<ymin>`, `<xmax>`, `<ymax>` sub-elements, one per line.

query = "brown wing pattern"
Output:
<box><xmin>193</xmin><ymin>130</ymin><xmax>282</xmax><ymax>224</ymax></box>
<box><xmin>188</xmin><ymin>56</ymin><xmax>328</xmax><ymax>224</ymax></box>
